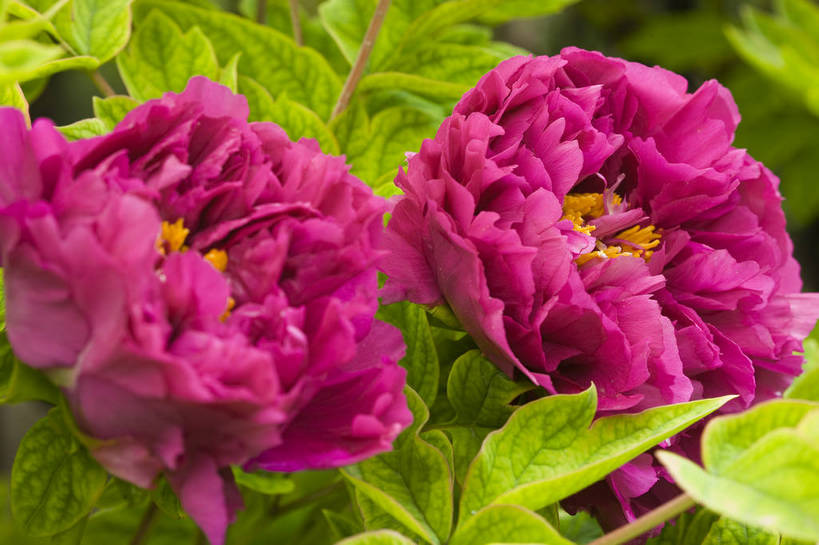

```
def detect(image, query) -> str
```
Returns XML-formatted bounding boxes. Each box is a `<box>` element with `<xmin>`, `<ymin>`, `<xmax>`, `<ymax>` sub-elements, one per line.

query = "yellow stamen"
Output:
<box><xmin>158</xmin><ymin>218</ymin><xmax>189</xmax><ymax>254</ymax></box>
<box><xmin>220</xmin><ymin>297</ymin><xmax>235</xmax><ymax>322</ymax></box>
<box><xmin>203</xmin><ymin>249</ymin><xmax>229</xmax><ymax>272</ymax></box>
<box><xmin>615</xmin><ymin>224</ymin><xmax>661</xmax><ymax>259</ymax></box>
<box><xmin>563</xmin><ymin>193</ymin><xmax>606</xmax><ymax>219</ymax></box>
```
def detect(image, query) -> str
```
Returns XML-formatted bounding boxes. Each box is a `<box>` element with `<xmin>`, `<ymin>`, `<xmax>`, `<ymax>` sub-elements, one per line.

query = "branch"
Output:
<box><xmin>256</xmin><ymin>0</ymin><xmax>266</xmax><ymax>24</ymax></box>
<box><xmin>288</xmin><ymin>0</ymin><xmax>303</xmax><ymax>46</ymax></box>
<box><xmin>330</xmin><ymin>0</ymin><xmax>391</xmax><ymax>119</ymax></box>
<box><xmin>89</xmin><ymin>70</ymin><xmax>115</xmax><ymax>98</ymax></box>
<box><xmin>128</xmin><ymin>503</ymin><xmax>158</xmax><ymax>545</ymax></box>
<box><xmin>587</xmin><ymin>494</ymin><xmax>696</xmax><ymax>545</ymax></box>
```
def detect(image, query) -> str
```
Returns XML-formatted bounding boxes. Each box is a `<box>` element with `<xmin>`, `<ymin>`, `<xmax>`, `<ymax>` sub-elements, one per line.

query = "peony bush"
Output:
<box><xmin>0</xmin><ymin>2</ymin><xmax>817</xmax><ymax>545</ymax></box>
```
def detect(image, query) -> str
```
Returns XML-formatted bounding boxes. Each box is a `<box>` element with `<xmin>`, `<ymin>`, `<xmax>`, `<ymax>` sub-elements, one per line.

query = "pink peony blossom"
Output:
<box><xmin>381</xmin><ymin>48</ymin><xmax>819</xmax><ymax>524</ymax></box>
<box><xmin>0</xmin><ymin>77</ymin><xmax>411</xmax><ymax>545</ymax></box>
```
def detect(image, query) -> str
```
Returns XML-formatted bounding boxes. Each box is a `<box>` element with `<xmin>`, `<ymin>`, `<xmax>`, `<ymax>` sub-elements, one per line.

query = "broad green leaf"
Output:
<box><xmin>349</xmin><ymin>106</ymin><xmax>437</xmax><ymax>184</ymax></box>
<box><xmin>50</xmin><ymin>514</ymin><xmax>89</xmax><ymax>545</ymax></box>
<box><xmin>0</xmin><ymin>334</ymin><xmax>60</xmax><ymax>405</ymax></box>
<box><xmin>318</xmin><ymin>0</ymin><xmax>373</xmax><ymax>65</ymax></box>
<box><xmin>149</xmin><ymin>477</ymin><xmax>185</xmax><ymax>519</ymax></box>
<box><xmin>394</xmin><ymin>43</ymin><xmax>506</xmax><ymax>87</ymax></box>
<box><xmin>83</xmin><ymin>501</ymin><xmax>198</xmax><ymax>545</ymax></box>
<box><xmin>355</xmin><ymin>488</ymin><xmax>417</xmax><ymax>539</ymax></box>
<box><xmin>219</xmin><ymin>52</ymin><xmax>240</xmax><ymax>92</ymax></box>
<box><xmin>447</xmin><ymin>426</ymin><xmax>486</xmax><ymax>485</ymax></box>
<box><xmin>342</xmin><ymin>388</ymin><xmax>453</xmax><ymax>545</ymax></box>
<box><xmin>476</xmin><ymin>0</ymin><xmax>579</xmax><ymax>25</ymax></box>
<box><xmin>117</xmin><ymin>10</ymin><xmax>220</xmax><ymax>102</ymax></box>
<box><xmin>786</xmin><ymin>339</ymin><xmax>819</xmax><ymax>401</ymax></box>
<box><xmin>447</xmin><ymin>350</ymin><xmax>533</xmax><ymax>428</ymax></box>
<box><xmin>237</xmin><ymin>75</ymin><xmax>276</xmax><ymax>122</ymax></box>
<box><xmin>658</xmin><ymin>439</ymin><xmax>819</xmax><ymax>542</ymax></box>
<box><xmin>92</xmin><ymin>95</ymin><xmax>137</xmax><ymax>130</ymax></box>
<box><xmin>135</xmin><ymin>1</ymin><xmax>342</xmax><ymax>120</ymax></box>
<box><xmin>336</xmin><ymin>530</ymin><xmax>417</xmax><ymax>545</ymax></box>
<box><xmin>323</xmin><ymin>509</ymin><xmax>364</xmax><ymax>540</ymax></box>
<box><xmin>372</xmin><ymin>170</ymin><xmax>401</xmax><ymax>199</ymax></box>
<box><xmin>0</xmin><ymin>82</ymin><xmax>27</xmax><ymax>122</ymax></box>
<box><xmin>14</xmin><ymin>55</ymin><xmax>98</xmax><ymax>83</ymax></box>
<box><xmin>558</xmin><ymin>510</ymin><xmax>603</xmax><ymax>545</ymax></box>
<box><xmin>52</xmin><ymin>0</ymin><xmax>132</xmax><ymax>63</ymax></box>
<box><xmin>57</xmin><ymin>118</ymin><xmax>107</xmax><ymax>140</ymax></box>
<box><xmin>377</xmin><ymin>301</ymin><xmax>439</xmax><ymax>406</ymax></box>
<box><xmin>358</xmin><ymin>72</ymin><xmax>468</xmax><ymax>99</ymax></box>
<box><xmin>701</xmin><ymin>399</ymin><xmax>819</xmax><ymax>473</ymax></box>
<box><xmin>0</xmin><ymin>39</ymin><xmax>63</xmax><ymax>84</ymax></box>
<box><xmin>328</xmin><ymin>95</ymin><xmax>369</xmax><ymax>160</ymax></box>
<box><xmin>459</xmin><ymin>388</ymin><xmax>732</xmax><ymax>527</ymax></box>
<box><xmin>450</xmin><ymin>504</ymin><xmax>570</xmax><ymax>545</ymax></box>
<box><xmin>701</xmin><ymin>518</ymin><xmax>779</xmax><ymax>545</ymax></box>
<box><xmin>266</xmin><ymin>95</ymin><xmax>339</xmax><ymax>154</ymax></box>
<box><xmin>231</xmin><ymin>466</ymin><xmax>294</xmax><ymax>496</ymax></box>
<box><xmin>11</xmin><ymin>407</ymin><xmax>107</xmax><ymax>536</ymax></box>
<box><xmin>645</xmin><ymin>509</ymin><xmax>720</xmax><ymax>545</ymax></box>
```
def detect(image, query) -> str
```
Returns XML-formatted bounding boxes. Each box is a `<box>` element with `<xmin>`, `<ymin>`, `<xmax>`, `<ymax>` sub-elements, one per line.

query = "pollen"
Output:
<box><xmin>220</xmin><ymin>297</ymin><xmax>235</xmax><ymax>322</ymax></box>
<box><xmin>203</xmin><ymin>248</ymin><xmax>229</xmax><ymax>272</ymax></box>
<box><xmin>615</xmin><ymin>224</ymin><xmax>661</xmax><ymax>259</ymax></box>
<box><xmin>157</xmin><ymin>218</ymin><xmax>189</xmax><ymax>254</ymax></box>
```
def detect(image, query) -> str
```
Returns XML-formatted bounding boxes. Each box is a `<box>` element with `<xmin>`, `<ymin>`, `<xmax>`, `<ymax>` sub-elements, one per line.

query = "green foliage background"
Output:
<box><xmin>1</xmin><ymin>1</ymin><xmax>819</xmax><ymax>545</ymax></box>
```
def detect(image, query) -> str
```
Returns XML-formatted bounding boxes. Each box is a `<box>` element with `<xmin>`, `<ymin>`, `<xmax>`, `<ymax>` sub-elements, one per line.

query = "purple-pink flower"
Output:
<box><xmin>0</xmin><ymin>77</ymin><xmax>411</xmax><ymax>544</ymax></box>
<box><xmin>381</xmin><ymin>48</ymin><xmax>819</xmax><ymax>523</ymax></box>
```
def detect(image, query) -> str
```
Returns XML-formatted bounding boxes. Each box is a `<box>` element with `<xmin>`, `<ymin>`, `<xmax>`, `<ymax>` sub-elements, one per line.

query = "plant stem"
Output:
<box><xmin>256</xmin><ymin>0</ymin><xmax>266</xmax><ymax>24</ymax></box>
<box><xmin>129</xmin><ymin>503</ymin><xmax>158</xmax><ymax>545</ymax></box>
<box><xmin>587</xmin><ymin>494</ymin><xmax>696</xmax><ymax>545</ymax></box>
<box><xmin>89</xmin><ymin>70</ymin><xmax>115</xmax><ymax>98</ymax></box>
<box><xmin>269</xmin><ymin>481</ymin><xmax>345</xmax><ymax>519</ymax></box>
<box><xmin>288</xmin><ymin>0</ymin><xmax>303</xmax><ymax>46</ymax></box>
<box><xmin>330</xmin><ymin>0</ymin><xmax>391</xmax><ymax>119</ymax></box>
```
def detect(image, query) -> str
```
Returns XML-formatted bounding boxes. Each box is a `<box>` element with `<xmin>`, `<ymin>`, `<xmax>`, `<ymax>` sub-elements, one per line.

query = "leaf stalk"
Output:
<box><xmin>331</xmin><ymin>0</ymin><xmax>391</xmax><ymax>119</ymax></box>
<box><xmin>587</xmin><ymin>493</ymin><xmax>696</xmax><ymax>545</ymax></box>
<box><xmin>288</xmin><ymin>0</ymin><xmax>303</xmax><ymax>45</ymax></box>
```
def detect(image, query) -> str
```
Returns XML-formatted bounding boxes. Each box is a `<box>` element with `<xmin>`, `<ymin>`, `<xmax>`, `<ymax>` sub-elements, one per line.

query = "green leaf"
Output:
<box><xmin>0</xmin><ymin>334</ymin><xmax>60</xmax><ymax>405</ymax></box>
<box><xmin>323</xmin><ymin>509</ymin><xmax>364</xmax><ymax>540</ymax></box>
<box><xmin>56</xmin><ymin>118</ymin><xmax>107</xmax><ymax>140</ymax></box>
<box><xmin>328</xmin><ymin>95</ymin><xmax>369</xmax><ymax>160</ymax></box>
<box><xmin>266</xmin><ymin>95</ymin><xmax>340</xmax><ymax>154</ymax></box>
<box><xmin>231</xmin><ymin>466</ymin><xmax>294</xmax><ymax>496</ymax></box>
<box><xmin>318</xmin><ymin>0</ymin><xmax>373</xmax><ymax>65</ymax></box>
<box><xmin>459</xmin><ymin>388</ymin><xmax>732</xmax><ymax>527</ymax></box>
<box><xmin>658</xmin><ymin>442</ymin><xmax>819</xmax><ymax>542</ymax></box>
<box><xmin>116</xmin><ymin>10</ymin><xmax>221</xmax><ymax>102</ymax></box>
<box><xmin>219</xmin><ymin>52</ymin><xmax>240</xmax><ymax>92</ymax></box>
<box><xmin>660</xmin><ymin>399</ymin><xmax>819</xmax><ymax>541</ymax></box>
<box><xmin>50</xmin><ymin>514</ymin><xmax>89</xmax><ymax>545</ymax></box>
<box><xmin>786</xmin><ymin>339</ymin><xmax>819</xmax><ymax>401</ymax></box>
<box><xmin>447</xmin><ymin>350</ymin><xmax>533</xmax><ymax>428</ymax></box>
<box><xmin>475</xmin><ymin>0</ymin><xmax>579</xmax><ymax>25</ymax></box>
<box><xmin>336</xmin><ymin>530</ymin><xmax>418</xmax><ymax>545</ymax></box>
<box><xmin>135</xmin><ymin>0</ymin><xmax>342</xmax><ymax>120</ymax></box>
<box><xmin>701</xmin><ymin>399</ymin><xmax>819</xmax><ymax>473</ymax></box>
<box><xmin>701</xmin><ymin>518</ymin><xmax>779</xmax><ymax>545</ymax></box>
<box><xmin>0</xmin><ymin>39</ymin><xmax>64</xmax><ymax>84</ymax></box>
<box><xmin>393</xmin><ymin>42</ymin><xmax>506</xmax><ymax>87</ymax></box>
<box><xmin>52</xmin><ymin>0</ymin><xmax>132</xmax><ymax>63</ymax></box>
<box><xmin>149</xmin><ymin>477</ymin><xmax>185</xmax><ymax>519</ymax></box>
<box><xmin>450</xmin><ymin>504</ymin><xmax>570</xmax><ymax>545</ymax></box>
<box><xmin>0</xmin><ymin>82</ymin><xmax>28</xmax><ymax>119</ymax></box>
<box><xmin>377</xmin><ymin>301</ymin><xmax>439</xmax><ymax>407</ymax></box>
<box><xmin>646</xmin><ymin>509</ymin><xmax>719</xmax><ymax>545</ymax></box>
<box><xmin>355</xmin><ymin>488</ymin><xmax>418</xmax><ymax>539</ymax></box>
<box><xmin>92</xmin><ymin>95</ymin><xmax>137</xmax><ymax>130</ymax></box>
<box><xmin>558</xmin><ymin>510</ymin><xmax>603</xmax><ymax>545</ymax></box>
<box><xmin>358</xmin><ymin>72</ymin><xmax>468</xmax><ymax>100</ymax></box>
<box><xmin>348</xmin><ymin>106</ymin><xmax>437</xmax><ymax>184</ymax></box>
<box><xmin>237</xmin><ymin>75</ymin><xmax>276</xmax><ymax>122</ymax></box>
<box><xmin>11</xmin><ymin>407</ymin><xmax>107</xmax><ymax>536</ymax></box>
<box><xmin>342</xmin><ymin>387</ymin><xmax>453</xmax><ymax>545</ymax></box>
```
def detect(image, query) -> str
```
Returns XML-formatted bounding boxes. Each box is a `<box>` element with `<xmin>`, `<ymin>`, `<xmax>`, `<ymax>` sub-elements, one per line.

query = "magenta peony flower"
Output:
<box><xmin>381</xmin><ymin>48</ymin><xmax>819</xmax><ymax>523</ymax></box>
<box><xmin>0</xmin><ymin>77</ymin><xmax>411</xmax><ymax>545</ymax></box>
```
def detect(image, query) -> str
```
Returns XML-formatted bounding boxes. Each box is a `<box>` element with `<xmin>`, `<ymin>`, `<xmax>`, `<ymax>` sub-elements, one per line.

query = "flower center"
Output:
<box><xmin>561</xmin><ymin>192</ymin><xmax>661</xmax><ymax>265</ymax></box>
<box><xmin>157</xmin><ymin>219</ymin><xmax>234</xmax><ymax>319</ymax></box>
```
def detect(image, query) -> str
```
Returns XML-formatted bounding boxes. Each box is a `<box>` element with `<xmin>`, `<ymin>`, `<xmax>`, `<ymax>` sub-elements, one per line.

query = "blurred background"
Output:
<box><xmin>5</xmin><ymin>0</ymin><xmax>818</xmax><ymax>497</ymax></box>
